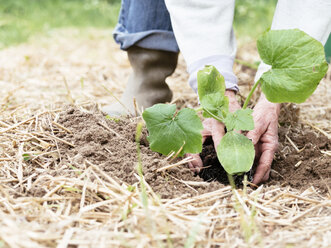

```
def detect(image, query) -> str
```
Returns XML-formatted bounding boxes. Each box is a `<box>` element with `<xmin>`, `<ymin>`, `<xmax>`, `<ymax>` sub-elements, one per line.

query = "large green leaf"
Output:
<box><xmin>197</xmin><ymin>65</ymin><xmax>229</xmax><ymax>119</ymax></box>
<box><xmin>224</xmin><ymin>109</ymin><xmax>254</xmax><ymax>131</ymax></box>
<box><xmin>257</xmin><ymin>29</ymin><xmax>328</xmax><ymax>103</ymax></box>
<box><xmin>142</xmin><ymin>104</ymin><xmax>203</xmax><ymax>156</ymax></box>
<box><xmin>217</xmin><ymin>131</ymin><xmax>255</xmax><ymax>175</ymax></box>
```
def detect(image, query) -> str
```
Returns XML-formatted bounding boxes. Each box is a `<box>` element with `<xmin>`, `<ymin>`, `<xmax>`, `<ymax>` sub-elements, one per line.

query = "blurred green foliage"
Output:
<box><xmin>0</xmin><ymin>0</ymin><xmax>121</xmax><ymax>49</ymax></box>
<box><xmin>234</xmin><ymin>0</ymin><xmax>277</xmax><ymax>41</ymax></box>
<box><xmin>234</xmin><ymin>0</ymin><xmax>330</xmax><ymax>62</ymax></box>
<box><xmin>1</xmin><ymin>0</ymin><xmax>330</xmax><ymax>59</ymax></box>
<box><xmin>0</xmin><ymin>0</ymin><xmax>277</xmax><ymax>49</ymax></box>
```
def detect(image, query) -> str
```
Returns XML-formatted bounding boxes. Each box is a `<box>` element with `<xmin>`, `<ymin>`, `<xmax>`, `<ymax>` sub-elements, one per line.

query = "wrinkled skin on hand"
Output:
<box><xmin>246</xmin><ymin>94</ymin><xmax>280</xmax><ymax>184</ymax></box>
<box><xmin>188</xmin><ymin>91</ymin><xmax>280</xmax><ymax>185</ymax></box>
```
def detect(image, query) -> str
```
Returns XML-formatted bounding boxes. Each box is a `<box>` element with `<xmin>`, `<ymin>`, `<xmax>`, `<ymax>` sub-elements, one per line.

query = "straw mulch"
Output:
<box><xmin>1</xmin><ymin>30</ymin><xmax>330</xmax><ymax>247</ymax></box>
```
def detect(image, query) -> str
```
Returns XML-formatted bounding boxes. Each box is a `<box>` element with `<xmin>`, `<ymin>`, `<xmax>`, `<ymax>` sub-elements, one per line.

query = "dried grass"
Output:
<box><xmin>0</xmin><ymin>29</ymin><xmax>330</xmax><ymax>247</ymax></box>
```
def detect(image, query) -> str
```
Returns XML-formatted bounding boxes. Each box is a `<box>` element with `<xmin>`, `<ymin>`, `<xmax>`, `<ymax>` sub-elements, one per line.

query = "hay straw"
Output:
<box><xmin>0</xmin><ymin>30</ymin><xmax>330</xmax><ymax>247</ymax></box>
<box><xmin>303</xmin><ymin>121</ymin><xmax>331</xmax><ymax>139</ymax></box>
<box><xmin>156</xmin><ymin>156</ymin><xmax>195</xmax><ymax>172</ymax></box>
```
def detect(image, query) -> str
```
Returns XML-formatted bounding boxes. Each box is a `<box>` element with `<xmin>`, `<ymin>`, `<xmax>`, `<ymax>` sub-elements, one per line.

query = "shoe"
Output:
<box><xmin>102</xmin><ymin>46</ymin><xmax>178</xmax><ymax>116</ymax></box>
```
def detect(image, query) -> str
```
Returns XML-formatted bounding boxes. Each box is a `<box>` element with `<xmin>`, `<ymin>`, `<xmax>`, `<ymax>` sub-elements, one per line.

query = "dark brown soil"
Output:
<box><xmin>268</xmin><ymin>124</ymin><xmax>330</xmax><ymax>193</ymax></box>
<box><xmin>56</xmin><ymin>107</ymin><xmax>221</xmax><ymax>199</ymax></box>
<box><xmin>198</xmin><ymin>136</ymin><xmax>253</xmax><ymax>186</ymax></box>
<box><xmin>55</xmin><ymin>107</ymin><xmax>330</xmax><ymax>198</ymax></box>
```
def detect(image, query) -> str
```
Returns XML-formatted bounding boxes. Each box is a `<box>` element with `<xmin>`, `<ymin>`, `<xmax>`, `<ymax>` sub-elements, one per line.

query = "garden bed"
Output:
<box><xmin>55</xmin><ymin>106</ymin><xmax>330</xmax><ymax>195</ymax></box>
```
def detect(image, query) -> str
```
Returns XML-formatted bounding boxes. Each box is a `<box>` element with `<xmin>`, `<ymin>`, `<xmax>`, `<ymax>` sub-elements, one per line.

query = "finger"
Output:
<box><xmin>246</xmin><ymin>122</ymin><xmax>267</xmax><ymax>145</ymax></box>
<box><xmin>254</xmin><ymin>142</ymin><xmax>262</xmax><ymax>159</ymax></box>
<box><xmin>262</xmin><ymin>169</ymin><xmax>270</xmax><ymax>182</ymax></box>
<box><xmin>187</xmin><ymin>153</ymin><xmax>203</xmax><ymax>173</ymax></box>
<box><xmin>252</xmin><ymin>149</ymin><xmax>274</xmax><ymax>184</ymax></box>
<box><xmin>211</xmin><ymin>120</ymin><xmax>225</xmax><ymax>149</ymax></box>
<box><xmin>201</xmin><ymin>134</ymin><xmax>209</xmax><ymax>145</ymax></box>
<box><xmin>201</xmin><ymin>119</ymin><xmax>213</xmax><ymax>144</ymax></box>
<box><xmin>187</xmin><ymin>119</ymin><xmax>215</xmax><ymax>174</ymax></box>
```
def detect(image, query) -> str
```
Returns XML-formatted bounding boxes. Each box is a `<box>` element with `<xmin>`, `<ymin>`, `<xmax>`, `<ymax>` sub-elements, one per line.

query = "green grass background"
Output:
<box><xmin>0</xmin><ymin>0</ymin><xmax>121</xmax><ymax>49</ymax></box>
<box><xmin>0</xmin><ymin>0</ymin><xmax>279</xmax><ymax>49</ymax></box>
<box><xmin>0</xmin><ymin>0</ymin><xmax>330</xmax><ymax>61</ymax></box>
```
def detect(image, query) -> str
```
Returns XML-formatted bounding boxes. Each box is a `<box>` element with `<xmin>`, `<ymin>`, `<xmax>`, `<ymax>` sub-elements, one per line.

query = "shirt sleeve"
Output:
<box><xmin>255</xmin><ymin>0</ymin><xmax>331</xmax><ymax>82</ymax></box>
<box><xmin>164</xmin><ymin>0</ymin><xmax>238</xmax><ymax>93</ymax></box>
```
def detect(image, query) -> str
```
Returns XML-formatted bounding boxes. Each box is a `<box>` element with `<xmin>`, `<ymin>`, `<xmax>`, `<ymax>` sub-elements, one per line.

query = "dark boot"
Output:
<box><xmin>103</xmin><ymin>46</ymin><xmax>178</xmax><ymax>116</ymax></box>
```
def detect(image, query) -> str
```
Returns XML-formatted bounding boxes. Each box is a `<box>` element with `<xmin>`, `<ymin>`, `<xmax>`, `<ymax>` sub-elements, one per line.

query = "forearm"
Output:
<box><xmin>164</xmin><ymin>0</ymin><xmax>238</xmax><ymax>93</ymax></box>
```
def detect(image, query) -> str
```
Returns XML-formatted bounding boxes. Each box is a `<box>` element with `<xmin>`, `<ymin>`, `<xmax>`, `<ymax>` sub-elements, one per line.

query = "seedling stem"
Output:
<box><xmin>243</xmin><ymin>81</ymin><xmax>260</xmax><ymax>109</ymax></box>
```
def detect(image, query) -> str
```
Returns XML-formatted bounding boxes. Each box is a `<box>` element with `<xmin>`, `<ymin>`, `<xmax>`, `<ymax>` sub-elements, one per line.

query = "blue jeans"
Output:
<box><xmin>113</xmin><ymin>0</ymin><xmax>179</xmax><ymax>52</ymax></box>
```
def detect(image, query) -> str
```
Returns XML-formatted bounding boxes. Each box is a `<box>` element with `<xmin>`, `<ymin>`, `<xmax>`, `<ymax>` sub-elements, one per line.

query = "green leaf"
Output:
<box><xmin>224</xmin><ymin>109</ymin><xmax>254</xmax><ymax>131</ymax></box>
<box><xmin>142</xmin><ymin>104</ymin><xmax>203</xmax><ymax>156</ymax></box>
<box><xmin>217</xmin><ymin>131</ymin><xmax>255</xmax><ymax>175</ymax></box>
<box><xmin>127</xmin><ymin>185</ymin><xmax>136</xmax><ymax>192</ymax></box>
<box><xmin>197</xmin><ymin>65</ymin><xmax>229</xmax><ymax>118</ymax></box>
<box><xmin>22</xmin><ymin>153</ymin><xmax>31</xmax><ymax>161</ymax></box>
<box><xmin>257</xmin><ymin>29</ymin><xmax>329</xmax><ymax>103</ymax></box>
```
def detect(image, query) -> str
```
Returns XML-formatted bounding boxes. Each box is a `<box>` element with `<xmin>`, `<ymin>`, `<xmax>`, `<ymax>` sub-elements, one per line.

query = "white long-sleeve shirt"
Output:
<box><xmin>165</xmin><ymin>0</ymin><xmax>331</xmax><ymax>93</ymax></box>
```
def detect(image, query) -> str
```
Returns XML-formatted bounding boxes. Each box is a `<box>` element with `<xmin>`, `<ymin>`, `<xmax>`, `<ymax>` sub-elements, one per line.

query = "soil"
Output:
<box><xmin>268</xmin><ymin>124</ymin><xmax>330</xmax><ymax>193</ymax></box>
<box><xmin>56</xmin><ymin>107</ymin><xmax>331</xmax><ymax>198</ymax></box>
<box><xmin>56</xmin><ymin>106</ymin><xmax>221</xmax><ymax>199</ymax></box>
<box><xmin>198</xmin><ymin>136</ymin><xmax>253</xmax><ymax>187</ymax></box>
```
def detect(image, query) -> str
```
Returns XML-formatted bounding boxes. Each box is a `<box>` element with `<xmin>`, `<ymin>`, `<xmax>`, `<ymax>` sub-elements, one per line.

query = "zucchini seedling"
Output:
<box><xmin>142</xmin><ymin>29</ymin><xmax>328</xmax><ymax>177</ymax></box>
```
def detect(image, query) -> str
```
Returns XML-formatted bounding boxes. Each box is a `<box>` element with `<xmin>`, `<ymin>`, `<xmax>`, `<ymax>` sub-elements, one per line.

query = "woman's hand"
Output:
<box><xmin>246</xmin><ymin>94</ymin><xmax>280</xmax><ymax>184</ymax></box>
<box><xmin>188</xmin><ymin>91</ymin><xmax>280</xmax><ymax>186</ymax></box>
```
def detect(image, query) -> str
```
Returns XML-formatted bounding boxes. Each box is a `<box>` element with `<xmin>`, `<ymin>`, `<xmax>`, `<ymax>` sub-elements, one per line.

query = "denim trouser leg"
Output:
<box><xmin>113</xmin><ymin>0</ymin><xmax>179</xmax><ymax>52</ymax></box>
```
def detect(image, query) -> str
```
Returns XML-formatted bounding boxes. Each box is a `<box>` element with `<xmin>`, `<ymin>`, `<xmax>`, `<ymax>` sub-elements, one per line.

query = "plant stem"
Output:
<box><xmin>135</xmin><ymin>122</ymin><xmax>148</xmax><ymax>209</ymax></box>
<box><xmin>227</xmin><ymin>173</ymin><xmax>236</xmax><ymax>189</ymax></box>
<box><xmin>203</xmin><ymin>108</ymin><xmax>224</xmax><ymax>122</ymax></box>
<box><xmin>243</xmin><ymin>174</ymin><xmax>248</xmax><ymax>195</ymax></box>
<box><xmin>242</xmin><ymin>80</ymin><xmax>260</xmax><ymax>109</ymax></box>
<box><xmin>194</xmin><ymin>106</ymin><xmax>203</xmax><ymax>112</ymax></box>
<box><xmin>135</xmin><ymin>121</ymin><xmax>154</xmax><ymax>234</ymax></box>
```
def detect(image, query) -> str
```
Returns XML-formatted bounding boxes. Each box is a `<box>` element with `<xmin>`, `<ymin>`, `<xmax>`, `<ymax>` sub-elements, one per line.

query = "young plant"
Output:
<box><xmin>142</xmin><ymin>29</ymin><xmax>328</xmax><ymax>177</ymax></box>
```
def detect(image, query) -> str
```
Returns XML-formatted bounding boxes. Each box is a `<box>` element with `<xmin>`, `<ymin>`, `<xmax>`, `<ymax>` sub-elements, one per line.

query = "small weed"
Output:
<box><xmin>62</xmin><ymin>186</ymin><xmax>82</xmax><ymax>193</ymax></box>
<box><xmin>127</xmin><ymin>185</ymin><xmax>136</xmax><ymax>192</ymax></box>
<box><xmin>136</xmin><ymin>122</ymin><xmax>148</xmax><ymax>210</ymax></box>
<box><xmin>121</xmin><ymin>202</ymin><xmax>138</xmax><ymax>221</ymax></box>
<box><xmin>183</xmin><ymin>218</ymin><xmax>201</xmax><ymax>248</ymax></box>
<box><xmin>68</xmin><ymin>164</ymin><xmax>82</xmax><ymax>175</ymax></box>
<box><xmin>80</xmin><ymin>77</ymin><xmax>85</xmax><ymax>89</ymax></box>
<box><xmin>105</xmin><ymin>115</ymin><xmax>120</xmax><ymax>123</ymax></box>
<box><xmin>22</xmin><ymin>153</ymin><xmax>31</xmax><ymax>161</ymax></box>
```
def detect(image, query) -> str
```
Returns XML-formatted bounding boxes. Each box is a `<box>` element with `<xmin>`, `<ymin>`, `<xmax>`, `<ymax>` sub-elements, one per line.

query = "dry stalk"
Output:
<box><xmin>156</xmin><ymin>156</ymin><xmax>195</xmax><ymax>172</ymax></box>
<box><xmin>0</xmin><ymin>36</ymin><xmax>330</xmax><ymax>248</ymax></box>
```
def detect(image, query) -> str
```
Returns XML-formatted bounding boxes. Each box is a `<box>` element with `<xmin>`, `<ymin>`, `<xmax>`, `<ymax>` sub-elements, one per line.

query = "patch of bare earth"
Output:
<box><xmin>56</xmin><ymin>106</ymin><xmax>221</xmax><ymax>199</ymax></box>
<box><xmin>1</xmin><ymin>30</ymin><xmax>330</xmax><ymax>247</ymax></box>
